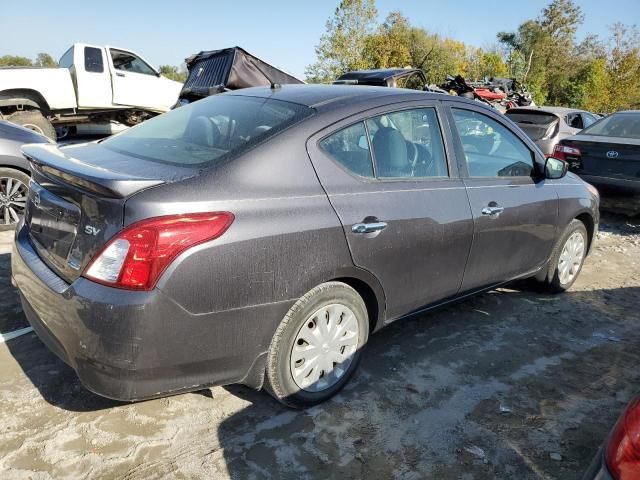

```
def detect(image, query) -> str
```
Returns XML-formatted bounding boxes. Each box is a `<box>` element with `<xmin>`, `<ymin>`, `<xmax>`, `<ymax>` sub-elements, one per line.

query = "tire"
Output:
<box><xmin>539</xmin><ymin>219</ymin><xmax>588</xmax><ymax>293</ymax></box>
<box><xmin>7</xmin><ymin>110</ymin><xmax>56</xmax><ymax>141</ymax></box>
<box><xmin>264</xmin><ymin>281</ymin><xmax>369</xmax><ymax>408</ymax></box>
<box><xmin>0</xmin><ymin>168</ymin><xmax>30</xmax><ymax>231</ymax></box>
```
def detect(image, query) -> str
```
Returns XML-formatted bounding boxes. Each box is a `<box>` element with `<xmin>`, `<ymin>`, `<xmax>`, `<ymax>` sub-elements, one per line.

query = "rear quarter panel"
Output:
<box><xmin>123</xmin><ymin>126</ymin><xmax>377</xmax><ymax>343</ymax></box>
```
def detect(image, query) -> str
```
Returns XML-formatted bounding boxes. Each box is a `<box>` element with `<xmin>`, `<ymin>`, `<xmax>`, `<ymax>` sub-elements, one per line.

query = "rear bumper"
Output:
<box><xmin>578</xmin><ymin>174</ymin><xmax>640</xmax><ymax>195</ymax></box>
<box><xmin>11</xmin><ymin>224</ymin><xmax>291</xmax><ymax>401</ymax></box>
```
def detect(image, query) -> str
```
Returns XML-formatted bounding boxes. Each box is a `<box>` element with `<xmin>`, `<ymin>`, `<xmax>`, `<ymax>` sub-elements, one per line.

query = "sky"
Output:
<box><xmin>2</xmin><ymin>0</ymin><xmax>639</xmax><ymax>79</ymax></box>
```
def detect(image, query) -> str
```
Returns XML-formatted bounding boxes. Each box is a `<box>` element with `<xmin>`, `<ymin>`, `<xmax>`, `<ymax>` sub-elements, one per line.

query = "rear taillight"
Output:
<box><xmin>83</xmin><ymin>212</ymin><xmax>234</xmax><ymax>291</ymax></box>
<box><xmin>553</xmin><ymin>144</ymin><xmax>581</xmax><ymax>161</ymax></box>
<box><xmin>606</xmin><ymin>397</ymin><xmax>640</xmax><ymax>480</ymax></box>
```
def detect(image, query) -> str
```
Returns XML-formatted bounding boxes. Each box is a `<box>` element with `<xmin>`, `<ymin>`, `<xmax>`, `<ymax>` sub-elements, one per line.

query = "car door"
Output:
<box><xmin>72</xmin><ymin>45</ymin><xmax>114</xmax><ymax>109</ymax></box>
<box><xmin>107</xmin><ymin>47</ymin><xmax>176</xmax><ymax>111</ymax></box>
<box><xmin>307</xmin><ymin>102</ymin><xmax>474</xmax><ymax>321</ymax></box>
<box><xmin>446</xmin><ymin>103</ymin><xmax>558</xmax><ymax>292</ymax></box>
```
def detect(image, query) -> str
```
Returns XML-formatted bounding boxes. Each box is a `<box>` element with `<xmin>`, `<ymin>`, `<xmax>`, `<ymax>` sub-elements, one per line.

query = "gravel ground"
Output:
<box><xmin>0</xmin><ymin>212</ymin><xmax>639</xmax><ymax>479</ymax></box>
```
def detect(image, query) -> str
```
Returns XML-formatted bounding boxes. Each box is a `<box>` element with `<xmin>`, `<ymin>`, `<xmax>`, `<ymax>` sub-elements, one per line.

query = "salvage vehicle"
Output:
<box><xmin>177</xmin><ymin>47</ymin><xmax>303</xmax><ymax>105</ymax></box>
<box><xmin>506</xmin><ymin>106</ymin><xmax>599</xmax><ymax>156</ymax></box>
<box><xmin>334</xmin><ymin>68</ymin><xmax>427</xmax><ymax>89</ymax></box>
<box><xmin>12</xmin><ymin>85</ymin><xmax>599</xmax><ymax>408</ymax></box>
<box><xmin>555</xmin><ymin>110</ymin><xmax>640</xmax><ymax>195</ymax></box>
<box><xmin>0</xmin><ymin>120</ymin><xmax>51</xmax><ymax>229</ymax></box>
<box><xmin>0</xmin><ymin>43</ymin><xmax>183</xmax><ymax>140</ymax></box>
<box><xmin>583</xmin><ymin>395</ymin><xmax>640</xmax><ymax>480</ymax></box>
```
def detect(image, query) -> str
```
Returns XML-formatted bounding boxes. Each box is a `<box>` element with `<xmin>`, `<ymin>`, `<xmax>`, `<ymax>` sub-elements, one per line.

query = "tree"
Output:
<box><xmin>159</xmin><ymin>65</ymin><xmax>187</xmax><ymax>83</ymax></box>
<box><xmin>362</xmin><ymin>11</ymin><xmax>412</xmax><ymax>69</ymax></box>
<box><xmin>34</xmin><ymin>53</ymin><xmax>57</xmax><ymax>68</ymax></box>
<box><xmin>305</xmin><ymin>0</ymin><xmax>377</xmax><ymax>83</ymax></box>
<box><xmin>0</xmin><ymin>55</ymin><xmax>32</xmax><ymax>67</ymax></box>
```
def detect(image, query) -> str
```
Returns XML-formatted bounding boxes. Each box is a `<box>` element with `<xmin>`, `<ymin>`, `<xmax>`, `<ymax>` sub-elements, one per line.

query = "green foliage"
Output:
<box><xmin>305</xmin><ymin>0</ymin><xmax>378</xmax><ymax>83</ymax></box>
<box><xmin>159</xmin><ymin>65</ymin><xmax>187</xmax><ymax>83</ymax></box>
<box><xmin>0</xmin><ymin>55</ymin><xmax>33</xmax><ymax>67</ymax></box>
<box><xmin>0</xmin><ymin>53</ymin><xmax>58</xmax><ymax>68</ymax></box>
<box><xmin>306</xmin><ymin>0</ymin><xmax>639</xmax><ymax>111</ymax></box>
<box><xmin>34</xmin><ymin>53</ymin><xmax>57</xmax><ymax>68</ymax></box>
<box><xmin>497</xmin><ymin>0</ymin><xmax>640</xmax><ymax>111</ymax></box>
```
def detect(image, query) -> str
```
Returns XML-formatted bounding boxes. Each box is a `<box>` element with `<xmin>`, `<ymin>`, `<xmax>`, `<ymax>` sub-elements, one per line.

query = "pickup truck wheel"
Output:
<box><xmin>0</xmin><ymin>168</ymin><xmax>30</xmax><ymax>231</ymax></box>
<box><xmin>7</xmin><ymin>111</ymin><xmax>56</xmax><ymax>141</ymax></box>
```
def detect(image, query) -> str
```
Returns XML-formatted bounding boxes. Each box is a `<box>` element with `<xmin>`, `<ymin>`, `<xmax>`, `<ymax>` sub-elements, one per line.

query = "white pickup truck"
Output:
<box><xmin>0</xmin><ymin>43</ymin><xmax>183</xmax><ymax>140</ymax></box>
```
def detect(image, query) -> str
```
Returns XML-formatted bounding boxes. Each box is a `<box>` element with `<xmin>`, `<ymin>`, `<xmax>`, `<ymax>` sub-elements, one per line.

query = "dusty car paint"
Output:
<box><xmin>12</xmin><ymin>85</ymin><xmax>599</xmax><ymax>401</ymax></box>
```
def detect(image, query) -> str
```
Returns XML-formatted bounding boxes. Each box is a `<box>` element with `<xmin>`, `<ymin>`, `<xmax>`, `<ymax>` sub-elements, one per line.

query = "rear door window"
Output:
<box><xmin>84</xmin><ymin>47</ymin><xmax>104</xmax><ymax>73</ymax></box>
<box><xmin>452</xmin><ymin>108</ymin><xmax>534</xmax><ymax>177</ymax></box>
<box><xmin>319</xmin><ymin>122</ymin><xmax>374</xmax><ymax>178</ymax></box>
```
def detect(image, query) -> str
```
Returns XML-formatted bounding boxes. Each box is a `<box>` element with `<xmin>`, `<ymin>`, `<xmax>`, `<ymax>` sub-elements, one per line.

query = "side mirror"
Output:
<box><xmin>545</xmin><ymin>157</ymin><xmax>568</xmax><ymax>179</ymax></box>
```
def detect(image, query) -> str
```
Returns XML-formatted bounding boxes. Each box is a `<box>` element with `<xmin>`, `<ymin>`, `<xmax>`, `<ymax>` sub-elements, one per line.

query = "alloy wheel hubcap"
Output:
<box><xmin>558</xmin><ymin>231</ymin><xmax>585</xmax><ymax>285</ymax></box>
<box><xmin>290</xmin><ymin>304</ymin><xmax>359</xmax><ymax>393</ymax></box>
<box><xmin>0</xmin><ymin>177</ymin><xmax>28</xmax><ymax>225</ymax></box>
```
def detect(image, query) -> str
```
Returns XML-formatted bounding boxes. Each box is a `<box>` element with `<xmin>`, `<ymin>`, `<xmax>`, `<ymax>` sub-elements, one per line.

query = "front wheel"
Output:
<box><xmin>540</xmin><ymin>219</ymin><xmax>588</xmax><ymax>293</ymax></box>
<box><xmin>264</xmin><ymin>282</ymin><xmax>369</xmax><ymax>408</ymax></box>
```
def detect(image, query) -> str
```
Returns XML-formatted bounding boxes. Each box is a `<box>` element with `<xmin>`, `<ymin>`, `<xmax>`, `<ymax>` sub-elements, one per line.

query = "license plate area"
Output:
<box><xmin>26</xmin><ymin>182</ymin><xmax>81</xmax><ymax>266</ymax></box>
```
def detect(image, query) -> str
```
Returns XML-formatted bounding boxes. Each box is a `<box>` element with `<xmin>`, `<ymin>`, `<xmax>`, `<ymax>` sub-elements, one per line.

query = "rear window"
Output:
<box><xmin>102</xmin><ymin>95</ymin><xmax>314</xmax><ymax>167</ymax></box>
<box><xmin>580</xmin><ymin>112</ymin><xmax>640</xmax><ymax>139</ymax></box>
<box><xmin>505</xmin><ymin>111</ymin><xmax>557</xmax><ymax>125</ymax></box>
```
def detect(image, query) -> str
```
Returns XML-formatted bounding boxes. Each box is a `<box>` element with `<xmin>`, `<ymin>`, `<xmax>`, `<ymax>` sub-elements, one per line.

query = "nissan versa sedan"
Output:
<box><xmin>11</xmin><ymin>85</ymin><xmax>599</xmax><ymax>408</ymax></box>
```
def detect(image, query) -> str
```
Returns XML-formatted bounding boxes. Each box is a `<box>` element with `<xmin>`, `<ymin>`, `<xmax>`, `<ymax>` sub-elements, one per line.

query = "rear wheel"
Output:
<box><xmin>539</xmin><ymin>219</ymin><xmax>588</xmax><ymax>293</ymax></box>
<box><xmin>7</xmin><ymin>110</ymin><xmax>56</xmax><ymax>141</ymax></box>
<box><xmin>0</xmin><ymin>168</ymin><xmax>30</xmax><ymax>231</ymax></box>
<box><xmin>264</xmin><ymin>282</ymin><xmax>369</xmax><ymax>408</ymax></box>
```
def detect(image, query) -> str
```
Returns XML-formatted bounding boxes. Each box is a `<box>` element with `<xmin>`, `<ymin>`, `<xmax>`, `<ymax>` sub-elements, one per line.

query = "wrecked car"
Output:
<box><xmin>177</xmin><ymin>47</ymin><xmax>303</xmax><ymax>105</ymax></box>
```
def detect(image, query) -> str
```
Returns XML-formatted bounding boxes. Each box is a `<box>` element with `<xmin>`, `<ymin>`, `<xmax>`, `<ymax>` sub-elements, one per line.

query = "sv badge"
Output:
<box><xmin>84</xmin><ymin>225</ymin><xmax>101</xmax><ymax>236</ymax></box>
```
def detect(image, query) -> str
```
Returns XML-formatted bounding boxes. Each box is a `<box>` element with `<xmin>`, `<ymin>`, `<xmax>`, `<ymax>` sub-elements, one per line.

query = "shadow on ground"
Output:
<box><xmin>214</xmin><ymin>285</ymin><xmax>640</xmax><ymax>479</ymax></box>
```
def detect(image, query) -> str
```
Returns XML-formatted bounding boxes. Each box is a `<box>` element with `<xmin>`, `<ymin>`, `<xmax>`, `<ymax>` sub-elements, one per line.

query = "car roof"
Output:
<box><xmin>226</xmin><ymin>84</ymin><xmax>451</xmax><ymax>112</ymax></box>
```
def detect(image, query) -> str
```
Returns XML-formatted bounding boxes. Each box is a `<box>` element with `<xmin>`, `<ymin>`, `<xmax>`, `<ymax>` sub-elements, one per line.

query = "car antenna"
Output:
<box><xmin>251</xmin><ymin>59</ymin><xmax>281</xmax><ymax>90</ymax></box>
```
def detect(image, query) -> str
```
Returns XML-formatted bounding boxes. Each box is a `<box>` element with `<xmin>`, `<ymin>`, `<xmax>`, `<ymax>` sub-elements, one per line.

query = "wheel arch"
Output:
<box><xmin>575</xmin><ymin>211</ymin><xmax>596</xmax><ymax>253</ymax></box>
<box><xmin>0</xmin><ymin>89</ymin><xmax>51</xmax><ymax>115</ymax></box>
<box><xmin>329</xmin><ymin>267</ymin><xmax>386</xmax><ymax>334</ymax></box>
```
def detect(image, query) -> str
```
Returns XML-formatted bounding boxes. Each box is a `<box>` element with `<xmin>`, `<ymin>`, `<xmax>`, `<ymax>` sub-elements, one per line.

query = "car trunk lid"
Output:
<box><xmin>22</xmin><ymin>142</ymin><xmax>195</xmax><ymax>283</ymax></box>
<box><xmin>562</xmin><ymin>135</ymin><xmax>640</xmax><ymax>179</ymax></box>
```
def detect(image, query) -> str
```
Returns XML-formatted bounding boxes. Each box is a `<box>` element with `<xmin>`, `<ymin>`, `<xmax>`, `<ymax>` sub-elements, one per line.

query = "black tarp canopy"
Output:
<box><xmin>179</xmin><ymin>47</ymin><xmax>303</xmax><ymax>102</ymax></box>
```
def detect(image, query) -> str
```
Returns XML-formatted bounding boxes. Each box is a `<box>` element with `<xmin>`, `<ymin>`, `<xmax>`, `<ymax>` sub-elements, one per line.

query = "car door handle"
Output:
<box><xmin>481</xmin><ymin>206</ymin><xmax>505</xmax><ymax>216</ymax></box>
<box><xmin>116</xmin><ymin>72</ymin><xmax>125</xmax><ymax>77</ymax></box>
<box><xmin>352</xmin><ymin>221</ymin><xmax>387</xmax><ymax>234</ymax></box>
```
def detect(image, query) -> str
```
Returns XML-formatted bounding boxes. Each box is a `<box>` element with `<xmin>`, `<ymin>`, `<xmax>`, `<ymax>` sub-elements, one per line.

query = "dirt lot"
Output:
<box><xmin>0</xmin><ymin>212</ymin><xmax>639</xmax><ymax>480</ymax></box>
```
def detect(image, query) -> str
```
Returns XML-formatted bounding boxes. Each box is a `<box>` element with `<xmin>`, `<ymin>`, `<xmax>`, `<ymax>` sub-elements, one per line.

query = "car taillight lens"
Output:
<box><xmin>606</xmin><ymin>397</ymin><xmax>640</xmax><ymax>480</ymax></box>
<box><xmin>83</xmin><ymin>212</ymin><xmax>234</xmax><ymax>291</ymax></box>
<box><xmin>553</xmin><ymin>144</ymin><xmax>581</xmax><ymax>161</ymax></box>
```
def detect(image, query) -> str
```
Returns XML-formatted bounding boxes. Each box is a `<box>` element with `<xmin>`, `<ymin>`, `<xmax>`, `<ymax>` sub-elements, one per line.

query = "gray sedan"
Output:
<box><xmin>506</xmin><ymin>106</ymin><xmax>599</xmax><ymax>156</ymax></box>
<box><xmin>11</xmin><ymin>85</ymin><xmax>599</xmax><ymax>408</ymax></box>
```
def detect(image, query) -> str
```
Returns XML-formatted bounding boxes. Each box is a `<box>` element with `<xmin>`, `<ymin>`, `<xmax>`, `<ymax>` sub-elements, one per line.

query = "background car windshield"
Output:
<box><xmin>580</xmin><ymin>112</ymin><xmax>640</xmax><ymax>139</ymax></box>
<box><xmin>103</xmin><ymin>95</ymin><xmax>314</xmax><ymax>167</ymax></box>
